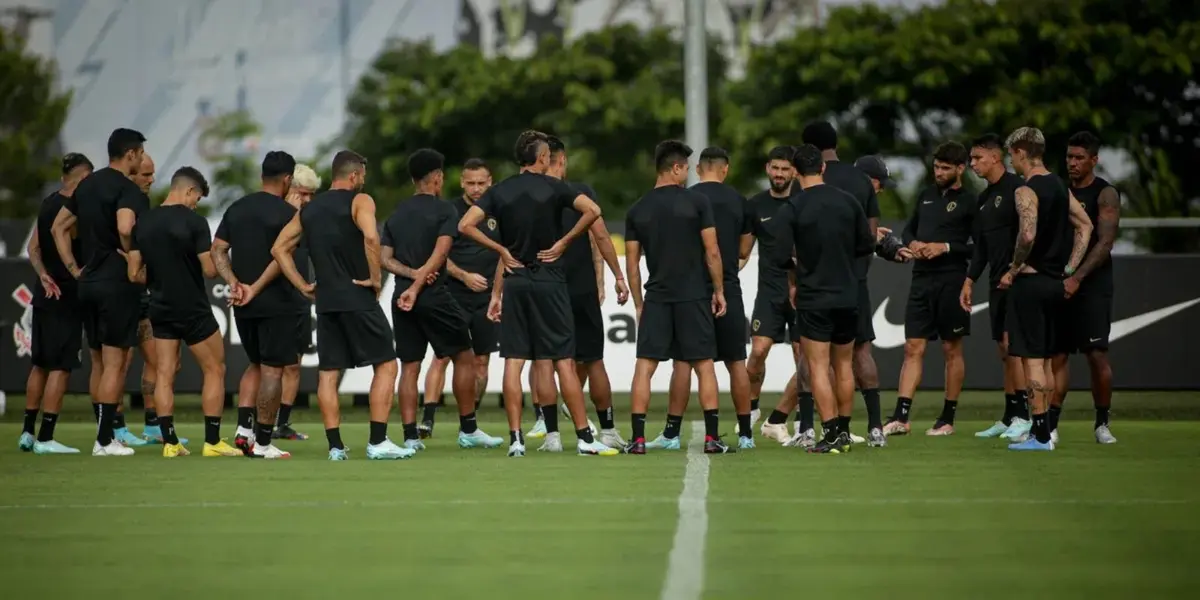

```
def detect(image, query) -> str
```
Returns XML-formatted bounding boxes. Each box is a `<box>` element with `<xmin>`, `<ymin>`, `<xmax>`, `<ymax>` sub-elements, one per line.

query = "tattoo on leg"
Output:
<box><xmin>749</xmin><ymin>371</ymin><xmax>764</xmax><ymax>387</ymax></box>
<box><xmin>140</xmin><ymin>378</ymin><xmax>156</xmax><ymax>398</ymax></box>
<box><xmin>1029</xmin><ymin>380</ymin><xmax>1053</xmax><ymax>395</ymax></box>
<box><xmin>257</xmin><ymin>376</ymin><xmax>282</xmax><ymax>426</ymax></box>
<box><xmin>138</xmin><ymin>320</ymin><xmax>153</xmax><ymax>344</ymax></box>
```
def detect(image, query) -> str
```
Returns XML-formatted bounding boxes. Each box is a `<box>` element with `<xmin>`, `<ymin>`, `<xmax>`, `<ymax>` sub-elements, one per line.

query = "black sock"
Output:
<box><xmin>160</xmin><ymin>415</ymin><xmax>178</xmax><ymax>445</ymax></box>
<box><xmin>459</xmin><ymin>411</ymin><xmax>478</xmax><ymax>434</ymax></box>
<box><xmin>22</xmin><ymin>408</ymin><xmax>38</xmax><ymax>435</ymax></box>
<box><xmin>1016</xmin><ymin>390</ymin><xmax>1031</xmax><ymax>419</ymax></box>
<box><xmin>145</xmin><ymin>410</ymin><xmax>159</xmax><ymax>427</ymax></box>
<box><xmin>542</xmin><ymin>404</ymin><xmax>559</xmax><ymax>434</ymax></box>
<box><xmin>255</xmin><ymin>422</ymin><xmax>273</xmax><ymax>447</ymax></box>
<box><xmin>737</xmin><ymin>413</ymin><xmax>752</xmax><ymax>438</ymax></box>
<box><xmin>326</xmin><ymin>427</ymin><xmax>345</xmax><ymax>450</ymax></box>
<box><xmin>369</xmin><ymin>421</ymin><xmax>388</xmax><ymax>445</ymax></box>
<box><xmin>663</xmin><ymin>414</ymin><xmax>683</xmax><ymax>439</ymax></box>
<box><xmin>821</xmin><ymin>418</ymin><xmax>839</xmax><ymax>443</ymax></box>
<box><xmin>204</xmin><ymin>416</ymin><xmax>221</xmax><ymax>445</ymax></box>
<box><xmin>863</xmin><ymin>388</ymin><xmax>882</xmax><ymax>430</ymax></box>
<box><xmin>576</xmin><ymin>427</ymin><xmax>595</xmax><ymax>444</ymax></box>
<box><xmin>767</xmin><ymin>409</ymin><xmax>788</xmax><ymax>425</ymax></box>
<box><xmin>112</xmin><ymin>412</ymin><xmax>127</xmax><ymax>430</ymax></box>
<box><xmin>632</xmin><ymin>413</ymin><xmax>647</xmax><ymax>441</ymax></box>
<box><xmin>96</xmin><ymin>404</ymin><xmax>115</xmax><ymax>444</ymax></box>
<box><xmin>1002</xmin><ymin>393</ymin><xmax>1018</xmax><ymax>425</ymax></box>
<box><xmin>237</xmin><ymin>407</ymin><xmax>254</xmax><ymax>430</ymax></box>
<box><xmin>939</xmin><ymin>399</ymin><xmax>958</xmax><ymax>425</ymax></box>
<box><xmin>1032</xmin><ymin>412</ymin><xmax>1051</xmax><ymax>443</ymax></box>
<box><xmin>1048</xmin><ymin>405</ymin><xmax>1062</xmax><ymax>432</ymax></box>
<box><xmin>277</xmin><ymin>404</ymin><xmax>293</xmax><ymax>426</ymax></box>
<box><xmin>750</xmin><ymin>398</ymin><xmax>760</xmax><ymax>412</ymax></box>
<box><xmin>895</xmin><ymin>397</ymin><xmax>913</xmax><ymax>423</ymax></box>
<box><xmin>597</xmin><ymin>407</ymin><xmax>614</xmax><ymax>430</ymax></box>
<box><xmin>402</xmin><ymin>422</ymin><xmax>418</xmax><ymax>441</ymax></box>
<box><xmin>422</xmin><ymin>403</ymin><xmax>437</xmax><ymax>423</ymax></box>
<box><xmin>798</xmin><ymin>392</ymin><xmax>815</xmax><ymax>431</ymax></box>
<box><xmin>703</xmin><ymin>409</ymin><xmax>719</xmax><ymax>439</ymax></box>
<box><xmin>91</xmin><ymin>402</ymin><xmax>100</xmax><ymax>423</ymax></box>
<box><xmin>1094</xmin><ymin>406</ymin><xmax>1110</xmax><ymax>428</ymax></box>
<box><xmin>510</xmin><ymin>429</ymin><xmax>524</xmax><ymax>445</ymax></box>
<box><xmin>837</xmin><ymin>415</ymin><xmax>851</xmax><ymax>435</ymax></box>
<box><xmin>37</xmin><ymin>413</ymin><xmax>58</xmax><ymax>442</ymax></box>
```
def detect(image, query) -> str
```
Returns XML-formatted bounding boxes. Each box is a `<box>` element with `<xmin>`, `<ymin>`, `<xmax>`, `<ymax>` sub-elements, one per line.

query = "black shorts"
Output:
<box><xmin>714</xmin><ymin>291</ymin><xmax>747</xmax><ymax>362</ymax></box>
<box><xmin>797</xmin><ymin>307</ymin><xmax>858</xmax><ymax>345</ymax></box>
<box><xmin>499</xmin><ymin>274</ymin><xmax>573</xmax><ymax>361</ymax></box>
<box><xmin>750</xmin><ymin>293</ymin><xmax>795</xmax><ymax>343</ymax></box>
<box><xmin>79</xmin><ymin>280</ymin><xmax>141</xmax><ymax>350</ymax></box>
<box><xmin>138</xmin><ymin>290</ymin><xmax>150</xmax><ymax>322</ymax></box>
<box><xmin>904</xmin><ymin>272</ymin><xmax>970</xmax><ymax>341</ymax></box>
<box><xmin>451</xmin><ymin>291</ymin><xmax>498</xmax><ymax>357</ymax></box>
<box><xmin>989</xmin><ymin>287</ymin><xmax>1009</xmax><ymax>342</ymax></box>
<box><xmin>393</xmin><ymin>286</ymin><xmax>472</xmax><ymax>363</ymax></box>
<box><xmin>152</xmin><ymin>312</ymin><xmax>220</xmax><ymax>347</ymax></box>
<box><xmin>570</xmin><ymin>292</ymin><xmax>605</xmax><ymax>363</ymax></box>
<box><xmin>316</xmin><ymin>308</ymin><xmax>396</xmax><ymax>370</ymax></box>
<box><xmin>1062</xmin><ymin>283</ymin><xmax>1113</xmax><ymax>353</ymax></box>
<box><xmin>1006</xmin><ymin>273</ymin><xmax>1066</xmax><ymax>359</ymax></box>
<box><xmin>637</xmin><ymin>299</ymin><xmax>716</xmax><ymax>362</ymax></box>
<box><xmin>856</xmin><ymin>280</ymin><xmax>875</xmax><ymax>344</ymax></box>
<box><xmin>31</xmin><ymin>305</ymin><xmax>83</xmax><ymax>371</ymax></box>
<box><xmin>237</xmin><ymin>314</ymin><xmax>306</xmax><ymax>367</ymax></box>
<box><xmin>297</xmin><ymin>311</ymin><xmax>315</xmax><ymax>356</ymax></box>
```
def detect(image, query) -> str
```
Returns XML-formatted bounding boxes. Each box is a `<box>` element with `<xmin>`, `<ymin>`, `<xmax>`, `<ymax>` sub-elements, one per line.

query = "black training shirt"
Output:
<box><xmin>132</xmin><ymin>204</ymin><xmax>213</xmax><ymax>321</ymax></box>
<box><xmin>381</xmin><ymin>193</ymin><xmax>459</xmax><ymax>298</ymax></box>
<box><xmin>66</xmin><ymin>167</ymin><xmax>147</xmax><ymax>282</ymax></box>
<box><xmin>301</xmin><ymin>189</ymin><xmax>377</xmax><ymax>313</ymax></box>
<box><xmin>215</xmin><ymin>191</ymin><xmax>307</xmax><ymax>318</ymax></box>
<box><xmin>1070</xmin><ymin>176</ymin><xmax>1115</xmax><ymax>290</ymax></box>
<box><xmin>901</xmin><ymin>185</ymin><xmax>976</xmax><ymax>275</ymax></box>
<box><xmin>1024</xmin><ymin>174</ymin><xmax>1074</xmax><ymax>278</ymax></box>
<box><xmin>33</xmin><ymin>192</ymin><xmax>82</xmax><ymax>308</ymax></box>
<box><xmin>691</xmin><ymin>181</ymin><xmax>751</xmax><ymax>293</ymax></box>
<box><xmin>747</xmin><ymin>189</ymin><xmax>792</xmax><ymax>299</ymax></box>
<box><xmin>447</xmin><ymin>196</ymin><xmax>500</xmax><ymax>295</ymax></box>
<box><xmin>824</xmin><ymin>160</ymin><xmax>880</xmax><ymax>280</ymax></box>
<box><xmin>968</xmin><ymin>172</ymin><xmax>1024</xmax><ymax>288</ymax></box>
<box><xmin>561</xmin><ymin>181</ymin><xmax>600</xmax><ymax>297</ymax></box>
<box><xmin>476</xmin><ymin>171</ymin><xmax>579</xmax><ymax>281</ymax></box>
<box><xmin>625</xmin><ymin>185</ymin><xmax>716</xmax><ymax>303</ymax></box>
<box><xmin>772</xmin><ymin>184</ymin><xmax>874</xmax><ymax>310</ymax></box>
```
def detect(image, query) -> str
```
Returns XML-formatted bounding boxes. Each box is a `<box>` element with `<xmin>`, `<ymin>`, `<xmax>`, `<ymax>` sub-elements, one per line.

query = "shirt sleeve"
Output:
<box><xmin>865</xmin><ymin>184</ymin><xmax>881</xmax><ymax>219</ymax></box>
<box><xmin>62</xmin><ymin>193</ymin><xmax>78</xmax><ymax>215</ymax></box>
<box><xmin>769</xmin><ymin>202</ymin><xmax>796</xmax><ymax>269</ymax></box>
<box><xmin>117</xmin><ymin>184</ymin><xmax>149</xmax><ymax>216</ymax></box>
<box><xmin>696</xmin><ymin>194</ymin><xmax>715</xmax><ymax>230</ymax></box>
<box><xmin>214</xmin><ymin>213</ymin><xmax>230</xmax><ymax>242</ymax></box>
<box><xmin>967</xmin><ymin>209</ymin><xmax>987</xmax><ymax>281</ymax></box>
<box><xmin>476</xmin><ymin>186</ymin><xmax>497</xmax><ymax>216</ymax></box>
<box><xmin>380</xmin><ymin>216</ymin><xmax>395</xmax><ymax>247</ymax></box>
<box><xmin>624</xmin><ymin>210</ymin><xmax>639</xmax><ymax>243</ymax></box>
<box><xmin>551</xmin><ymin>178</ymin><xmax>579</xmax><ymax>211</ymax></box>
<box><xmin>193</xmin><ymin>215</ymin><xmax>213</xmax><ymax>255</ymax></box>
<box><xmin>901</xmin><ymin>191</ymin><xmax>922</xmax><ymax>245</ymax></box>
<box><xmin>740</xmin><ymin>194</ymin><xmax>754</xmax><ymax>235</ymax></box>
<box><xmin>438</xmin><ymin>205</ymin><xmax>459</xmax><ymax>238</ymax></box>
<box><xmin>853</xmin><ymin>200</ymin><xmax>875</xmax><ymax>257</ymax></box>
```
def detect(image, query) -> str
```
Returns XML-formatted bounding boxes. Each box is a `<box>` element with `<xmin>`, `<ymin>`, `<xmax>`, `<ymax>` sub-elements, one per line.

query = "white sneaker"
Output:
<box><xmin>849</xmin><ymin>432</ymin><xmax>866</xmax><ymax>444</ymax></box>
<box><xmin>750</xmin><ymin>408</ymin><xmax>761</xmax><ymax>430</ymax></box>
<box><xmin>577</xmin><ymin>439</ymin><xmax>619</xmax><ymax>456</ymax></box>
<box><xmin>508</xmin><ymin>441</ymin><xmax>526</xmax><ymax>457</ymax></box>
<box><xmin>251</xmin><ymin>444</ymin><xmax>292</xmax><ymax>459</ymax></box>
<box><xmin>92</xmin><ymin>441</ymin><xmax>135</xmax><ymax>456</ymax></box>
<box><xmin>366</xmin><ymin>438</ymin><xmax>416</xmax><ymax>460</ymax></box>
<box><xmin>1050</xmin><ymin>429</ymin><xmax>1059</xmax><ymax>445</ymax></box>
<box><xmin>598</xmin><ymin>428</ymin><xmax>626</xmax><ymax>449</ymax></box>
<box><xmin>527</xmin><ymin>418</ymin><xmax>547</xmax><ymax>439</ymax></box>
<box><xmin>1095</xmin><ymin>424</ymin><xmax>1118</xmax><ymax>444</ymax></box>
<box><xmin>235</xmin><ymin>426</ymin><xmax>255</xmax><ymax>440</ymax></box>
<box><xmin>760</xmin><ymin>421</ymin><xmax>791</xmax><ymax>444</ymax></box>
<box><xmin>538</xmin><ymin>432</ymin><xmax>563</xmax><ymax>452</ymax></box>
<box><xmin>403</xmin><ymin>438</ymin><xmax>426</xmax><ymax>452</ymax></box>
<box><xmin>33</xmin><ymin>440</ymin><xmax>81</xmax><ymax>454</ymax></box>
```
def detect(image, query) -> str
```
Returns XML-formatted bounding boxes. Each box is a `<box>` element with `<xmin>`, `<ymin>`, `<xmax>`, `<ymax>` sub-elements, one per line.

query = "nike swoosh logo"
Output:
<box><xmin>760</xmin><ymin>217</ymin><xmax>772</xmax><ymax>222</ymax></box>
<box><xmin>872</xmin><ymin>298</ymin><xmax>989</xmax><ymax>349</ymax></box>
<box><xmin>1109</xmin><ymin>297</ymin><xmax>1200</xmax><ymax>342</ymax></box>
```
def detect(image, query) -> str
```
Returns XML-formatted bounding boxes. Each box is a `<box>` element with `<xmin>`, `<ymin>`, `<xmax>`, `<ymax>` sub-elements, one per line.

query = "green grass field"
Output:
<box><xmin>1</xmin><ymin>390</ymin><xmax>1196</xmax><ymax>599</ymax></box>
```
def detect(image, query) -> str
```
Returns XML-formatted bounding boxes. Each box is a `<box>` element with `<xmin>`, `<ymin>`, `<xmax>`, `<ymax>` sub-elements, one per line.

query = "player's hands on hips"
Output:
<box><xmin>486</xmin><ymin>295</ymin><xmax>502</xmax><ymax>322</ymax></box>
<box><xmin>536</xmin><ymin>240</ymin><xmax>567</xmax><ymax>263</ymax></box>
<box><xmin>397</xmin><ymin>288</ymin><xmax>418</xmax><ymax>312</ymax></box>
<box><xmin>712</xmin><ymin>291</ymin><xmax>727</xmax><ymax>318</ymax></box>
<box><xmin>959</xmin><ymin>279</ymin><xmax>973</xmax><ymax>313</ymax></box>
<box><xmin>499</xmin><ymin>249</ymin><xmax>522</xmax><ymax>272</ymax></box>
<box><xmin>352</xmin><ymin>277</ymin><xmax>382</xmax><ymax>299</ymax></box>
<box><xmin>38</xmin><ymin>273</ymin><xmax>61</xmax><ymax>300</ymax></box>
<box><xmin>614</xmin><ymin>279</ymin><xmax>630</xmax><ymax>305</ymax></box>
<box><xmin>1063</xmin><ymin>276</ymin><xmax>1080</xmax><ymax>299</ymax></box>
<box><xmin>462</xmin><ymin>272</ymin><xmax>488</xmax><ymax>293</ymax></box>
<box><xmin>998</xmin><ymin>271</ymin><xmax>1014</xmax><ymax>290</ymax></box>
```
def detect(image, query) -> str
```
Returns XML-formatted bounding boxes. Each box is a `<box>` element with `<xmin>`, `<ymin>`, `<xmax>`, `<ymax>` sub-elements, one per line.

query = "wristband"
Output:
<box><xmin>1065</xmin><ymin>266</ymin><xmax>1076</xmax><ymax>276</ymax></box>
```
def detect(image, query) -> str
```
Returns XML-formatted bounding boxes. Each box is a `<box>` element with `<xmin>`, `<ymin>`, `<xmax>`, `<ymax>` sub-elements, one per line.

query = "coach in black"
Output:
<box><xmin>383</xmin><ymin>149</ymin><xmax>504</xmax><ymax>452</ymax></box>
<box><xmin>212</xmin><ymin>150</ymin><xmax>304</xmax><ymax>458</ymax></box>
<box><xmin>772</xmin><ymin>144</ymin><xmax>875</xmax><ymax>454</ymax></box>
<box><xmin>624</xmin><ymin>140</ymin><xmax>731</xmax><ymax>455</ymax></box>
<box><xmin>271</xmin><ymin>150</ymin><xmax>404</xmax><ymax>461</ymax></box>
<box><xmin>886</xmin><ymin>141</ymin><xmax>975</xmax><ymax>438</ymax></box>
<box><xmin>19</xmin><ymin>153</ymin><xmax>94</xmax><ymax>454</ymax></box>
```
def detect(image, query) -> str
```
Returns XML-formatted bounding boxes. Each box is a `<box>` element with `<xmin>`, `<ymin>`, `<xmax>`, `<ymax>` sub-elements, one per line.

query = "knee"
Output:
<box><xmin>903</xmin><ymin>339</ymin><xmax>925</xmax><ymax>359</ymax></box>
<box><xmin>377</xmin><ymin>360</ymin><xmax>399</xmax><ymax>380</ymax></box>
<box><xmin>1085</xmin><ymin>350</ymin><xmax>1109</xmax><ymax>371</ymax></box>
<box><xmin>283</xmin><ymin>364</ymin><xmax>300</xmax><ymax>379</ymax></box>
<box><xmin>942</xmin><ymin>340</ymin><xmax>963</xmax><ymax>358</ymax></box>
<box><xmin>208</xmin><ymin>361</ymin><xmax>226</xmax><ymax>379</ymax></box>
<box><xmin>748</xmin><ymin>347</ymin><xmax>769</xmax><ymax>365</ymax></box>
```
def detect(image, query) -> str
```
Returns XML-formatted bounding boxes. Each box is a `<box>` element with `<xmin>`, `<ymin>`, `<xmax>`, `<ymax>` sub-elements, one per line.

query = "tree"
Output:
<box><xmin>0</xmin><ymin>25</ymin><xmax>71</xmax><ymax>218</ymax></box>
<box><xmin>196</xmin><ymin>111</ymin><xmax>262</xmax><ymax>208</ymax></box>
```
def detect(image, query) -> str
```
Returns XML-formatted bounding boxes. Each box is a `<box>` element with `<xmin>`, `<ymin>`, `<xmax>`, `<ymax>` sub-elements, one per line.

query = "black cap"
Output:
<box><xmin>854</xmin><ymin>155</ymin><xmax>896</xmax><ymax>189</ymax></box>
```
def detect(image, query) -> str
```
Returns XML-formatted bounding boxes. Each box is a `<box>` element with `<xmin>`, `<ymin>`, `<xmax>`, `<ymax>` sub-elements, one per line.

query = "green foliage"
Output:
<box><xmin>0</xmin><ymin>27</ymin><xmax>71</xmax><ymax>218</ymax></box>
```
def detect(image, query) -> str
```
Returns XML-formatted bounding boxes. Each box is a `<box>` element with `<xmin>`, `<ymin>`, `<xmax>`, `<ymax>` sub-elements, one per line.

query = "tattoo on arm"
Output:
<box><xmin>1073</xmin><ymin>188</ymin><xmax>1118</xmax><ymax>279</ymax></box>
<box><xmin>381</xmin><ymin>246</ymin><xmax>419</xmax><ymax>279</ymax></box>
<box><xmin>1010</xmin><ymin>186</ymin><xmax>1038</xmax><ymax>273</ymax></box>
<box><xmin>211</xmin><ymin>239</ymin><xmax>238</xmax><ymax>285</ymax></box>
<box><xmin>28</xmin><ymin>231</ymin><xmax>47</xmax><ymax>278</ymax></box>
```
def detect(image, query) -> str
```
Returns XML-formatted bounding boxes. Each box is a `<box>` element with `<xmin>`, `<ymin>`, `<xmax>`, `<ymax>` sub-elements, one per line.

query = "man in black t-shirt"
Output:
<box><xmin>19</xmin><ymin>153</ymin><xmax>93</xmax><ymax>455</ymax></box>
<box><xmin>50</xmin><ymin>128</ymin><xmax>147</xmax><ymax>456</ymax></box>
<box><xmin>126</xmin><ymin>168</ymin><xmax>236</xmax><ymax>458</ymax></box>
<box><xmin>382</xmin><ymin>149</ymin><xmax>504</xmax><ymax>452</ymax></box>
<box><xmin>272</xmin><ymin>150</ymin><xmax>405</xmax><ymax>460</ymax></box>
<box><xmin>420</xmin><ymin>159</ymin><xmax>497</xmax><ymax>438</ymax></box>
<box><xmin>211</xmin><ymin>151</ymin><xmax>303</xmax><ymax>459</ymax></box>
<box><xmin>962</xmin><ymin>134</ymin><xmax>1032</xmax><ymax>440</ymax></box>
<box><xmin>1001</xmin><ymin>127</ymin><xmax>1093</xmax><ymax>452</ymax></box>
<box><xmin>885</xmin><ymin>142</ymin><xmax>975</xmax><ymax>438</ymax></box>
<box><xmin>459</xmin><ymin>130</ymin><xmax>624</xmax><ymax>458</ymax></box>
<box><xmin>771</xmin><ymin>144</ymin><xmax>876</xmax><ymax>454</ymax></box>
<box><xmin>623</xmin><ymin>140</ymin><xmax>732</xmax><ymax>455</ymax></box>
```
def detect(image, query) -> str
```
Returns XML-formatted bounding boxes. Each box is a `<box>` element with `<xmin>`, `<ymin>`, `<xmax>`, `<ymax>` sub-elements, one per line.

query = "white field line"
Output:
<box><xmin>660</xmin><ymin>421</ymin><xmax>710</xmax><ymax>600</ymax></box>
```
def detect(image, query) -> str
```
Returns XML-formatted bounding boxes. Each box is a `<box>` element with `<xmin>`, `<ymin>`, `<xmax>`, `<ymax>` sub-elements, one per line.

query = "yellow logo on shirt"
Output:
<box><xmin>486</xmin><ymin>218</ymin><xmax>497</xmax><ymax>231</ymax></box>
<box><xmin>946</xmin><ymin>201</ymin><xmax>957</xmax><ymax>212</ymax></box>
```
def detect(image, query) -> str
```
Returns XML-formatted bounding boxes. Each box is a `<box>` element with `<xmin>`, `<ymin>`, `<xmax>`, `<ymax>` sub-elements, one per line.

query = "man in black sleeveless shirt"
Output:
<box><xmin>19</xmin><ymin>153</ymin><xmax>93</xmax><ymax>455</ymax></box>
<box><xmin>1001</xmin><ymin>127</ymin><xmax>1093</xmax><ymax>452</ymax></box>
<box><xmin>1054</xmin><ymin>131</ymin><xmax>1120</xmax><ymax>444</ymax></box>
<box><xmin>271</xmin><ymin>150</ymin><xmax>406</xmax><ymax>460</ymax></box>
